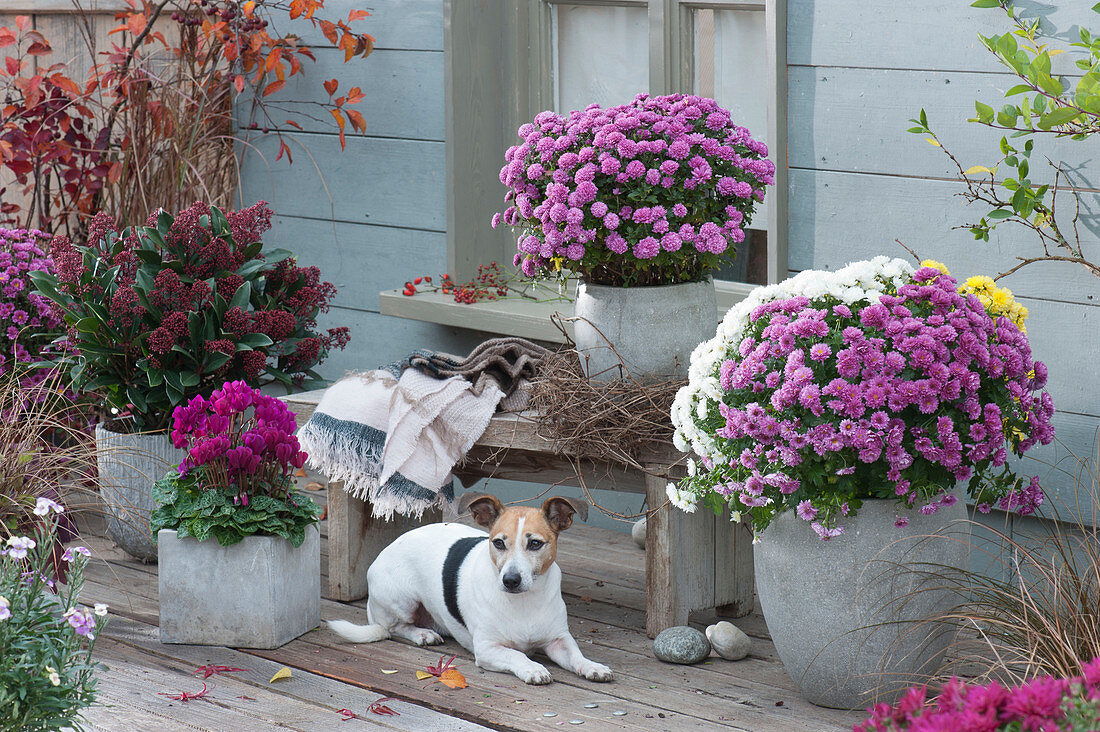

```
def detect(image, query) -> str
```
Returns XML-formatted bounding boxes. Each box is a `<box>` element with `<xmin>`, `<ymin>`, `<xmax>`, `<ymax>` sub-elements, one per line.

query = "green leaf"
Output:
<box><xmin>971</xmin><ymin>0</ymin><xmax>1000</xmax><ymax>6</ymax></box>
<box><xmin>156</xmin><ymin>209</ymin><xmax>174</xmax><ymax>238</ymax></box>
<box><xmin>209</xmin><ymin>206</ymin><xmax>231</xmax><ymax>237</ymax></box>
<box><xmin>987</xmin><ymin>209</ymin><xmax>1013</xmax><ymax>220</ymax></box>
<box><xmin>1037</xmin><ymin>106</ymin><xmax>1080</xmax><ymax>129</ymax></box>
<box><xmin>239</xmin><ymin>333</ymin><xmax>273</xmax><ymax>348</ymax></box>
<box><xmin>127</xmin><ymin>384</ymin><xmax>149</xmax><ymax>414</ymax></box>
<box><xmin>974</xmin><ymin>101</ymin><xmax>994</xmax><ymax>123</ymax></box>
<box><xmin>229</xmin><ymin>282</ymin><xmax>252</xmax><ymax>309</ymax></box>
<box><xmin>1004</xmin><ymin>84</ymin><xmax>1033</xmax><ymax>96</ymax></box>
<box><xmin>74</xmin><ymin>317</ymin><xmax>101</xmax><ymax>333</ymax></box>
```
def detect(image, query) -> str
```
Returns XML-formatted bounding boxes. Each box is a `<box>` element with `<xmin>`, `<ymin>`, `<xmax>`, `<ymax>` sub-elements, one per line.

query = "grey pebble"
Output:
<box><xmin>612</xmin><ymin>710</ymin><xmax>627</xmax><ymax>716</ymax></box>
<box><xmin>583</xmin><ymin>703</ymin><xmax>598</xmax><ymax>709</ymax></box>
<box><xmin>569</xmin><ymin>720</ymin><xmax>584</xmax><ymax>725</ymax></box>
<box><xmin>652</xmin><ymin>625</ymin><xmax>711</xmax><ymax>664</ymax></box>
<box><xmin>542</xmin><ymin>712</ymin><xmax>557</xmax><ymax>717</ymax></box>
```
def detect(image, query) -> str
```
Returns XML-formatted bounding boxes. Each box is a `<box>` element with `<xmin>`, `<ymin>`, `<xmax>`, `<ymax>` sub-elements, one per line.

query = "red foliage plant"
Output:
<box><xmin>0</xmin><ymin>1</ymin><xmax>374</xmax><ymax>236</ymax></box>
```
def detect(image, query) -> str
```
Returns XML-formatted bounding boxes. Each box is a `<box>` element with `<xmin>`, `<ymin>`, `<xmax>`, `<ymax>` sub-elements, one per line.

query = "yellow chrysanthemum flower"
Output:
<box><xmin>920</xmin><ymin>259</ymin><xmax>950</xmax><ymax>276</ymax></box>
<box><xmin>963</xmin><ymin>275</ymin><xmax>996</xmax><ymax>291</ymax></box>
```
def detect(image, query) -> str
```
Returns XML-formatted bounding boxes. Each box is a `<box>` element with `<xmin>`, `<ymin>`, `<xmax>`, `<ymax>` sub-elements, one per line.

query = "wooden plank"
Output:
<box><xmin>788</xmin><ymin>66</ymin><xmax>1099</xmax><ymax>189</ymax></box>
<box><xmin>237</xmin><ymin>49</ymin><xmax>444</xmax><ymax>141</ymax></box>
<box><xmin>786</xmin><ymin>168</ymin><xmax>1100</xmax><ymax>307</ymax></box>
<box><xmin>238</xmin><ymin>133</ymin><xmax>445</xmax><ymax>231</ymax></box>
<box><xmin>267</xmin><ymin>216</ymin><xmax>446</xmax><ymax>313</ymax></box>
<box><xmin>380</xmin><ymin>287</ymin><xmax>574</xmax><ymax>344</ymax></box>
<box><xmin>786</xmin><ymin>0</ymin><xmax>1092</xmax><ymax>74</ymax></box>
<box><xmin>0</xmin><ymin>1</ymin><xmax>125</xmax><ymax>11</ymax></box>
<box><xmin>97</xmin><ymin>616</ymin><xmax>489</xmax><ymax>732</ymax></box>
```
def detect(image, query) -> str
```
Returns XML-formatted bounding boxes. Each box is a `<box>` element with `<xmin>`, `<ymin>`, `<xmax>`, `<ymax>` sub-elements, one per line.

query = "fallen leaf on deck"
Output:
<box><xmin>337</xmin><ymin>708</ymin><xmax>359</xmax><ymax>721</ymax></box>
<box><xmin>368</xmin><ymin>697</ymin><xmax>401</xmax><ymax>716</ymax></box>
<box><xmin>439</xmin><ymin>668</ymin><xmax>468</xmax><ymax>689</ymax></box>
<box><xmin>305</xmin><ymin>480</ymin><xmax>324</xmax><ymax>491</ymax></box>
<box><xmin>159</xmin><ymin>683</ymin><xmax>209</xmax><ymax>702</ymax></box>
<box><xmin>270</xmin><ymin>667</ymin><xmax>293</xmax><ymax>682</ymax></box>
<box><xmin>381</xmin><ymin>669</ymin><xmax>399</xmax><ymax>674</ymax></box>
<box><xmin>237</xmin><ymin>695</ymin><xmax>256</xmax><ymax>701</ymax></box>
<box><xmin>193</xmin><ymin>664</ymin><xmax>249</xmax><ymax>678</ymax></box>
<box><xmin>415</xmin><ymin>670</ymin><xmax>433</xmax><ymax>681</ymax></box>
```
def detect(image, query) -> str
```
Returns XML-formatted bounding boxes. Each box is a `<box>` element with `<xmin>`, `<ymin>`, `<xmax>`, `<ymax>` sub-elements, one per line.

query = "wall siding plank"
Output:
<box><xmin>787</xmin><ymin>0</ymin><xmax>1092</xmax><ymax>74</ymax></box>
<box><xmin>238</xmin><ymin>49</ymin><xmax>444</xmax><ymax>141</ymax></box>
<box><xmin>788</xmin><ymin>66</ymin><xmax>1097</xmax><ymax>187</ymax></box>
<box><xmin>313</xmin><ymin>307</ymin><xmax>485</xmax><ymax>381</ymax></box>
<box><xmin>287</xmin><ymin>0</ymin><xmax>444</xmax><ymax>52</ymax></box>
<box><xmin>268</xmin><ymin>215</ymin><xmax>445</xmax><ymax>312</ymax></box>
<box><xmin>786</xmin><ymin>169</ymin><xmax>1100</xmax><ymax>307</ymax></box>
<box><xmin>239</xmin><ymin>132</ymin><xmax>445</xmax><ymax>230</ymax></box>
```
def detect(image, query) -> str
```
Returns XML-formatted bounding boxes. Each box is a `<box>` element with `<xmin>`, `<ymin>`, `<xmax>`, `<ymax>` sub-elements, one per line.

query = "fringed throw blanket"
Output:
<box><xmin>297</xmin><ymin>338</ymin><xmax>548</xmax><ymax>518</ymax></box>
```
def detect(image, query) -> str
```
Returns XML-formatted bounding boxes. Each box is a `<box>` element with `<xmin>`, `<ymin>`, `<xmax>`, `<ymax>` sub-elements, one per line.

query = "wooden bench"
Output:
<box><xmin>282</xmin><ymin>389</ymin><xmax>753</xmax><ymax>638</ymax></box>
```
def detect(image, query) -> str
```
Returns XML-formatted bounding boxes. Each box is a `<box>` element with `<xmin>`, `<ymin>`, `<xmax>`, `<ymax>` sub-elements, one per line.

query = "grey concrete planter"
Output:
<box><xmin>754</xmin><ymin>498</ymin><xmax>969</xmax><ymax>709</ymax></box>
<box><xmin>158</xmin><ymin>527</ymin><xmax>320</xmax><ymax>649</ymax></box>
<box><xmin>573</xmin><ymin>278</ymin><xmax>716</xmax><ymax>381</ymax></box>
<box><xmin>95</xmin><ymin>425</ymin><xmax>185</xmax><ymax>562</ymax></box>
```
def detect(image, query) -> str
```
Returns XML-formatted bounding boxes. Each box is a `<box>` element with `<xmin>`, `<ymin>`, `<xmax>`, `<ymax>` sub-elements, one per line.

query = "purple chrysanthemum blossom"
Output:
<box><xmin>796</xmin><ymin>500</ymin><xmax>817</xmax><ymax>521</ymax></box>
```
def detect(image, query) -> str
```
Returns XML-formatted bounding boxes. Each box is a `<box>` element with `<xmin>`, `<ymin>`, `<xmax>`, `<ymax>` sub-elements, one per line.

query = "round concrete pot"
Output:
<box><xmin>95</xmin><ymin>424</ymin><xmax>186</xmax><ymax>562</ymax></box>
<box><xmin>754</xmin><ymin>497</ymin><xmax>969</xmax><ymax>709</ymax></box>
<box><xmin>573</xmin><ymin>278</ymin><xmax>716</xmax><ymax>381</ymax></box>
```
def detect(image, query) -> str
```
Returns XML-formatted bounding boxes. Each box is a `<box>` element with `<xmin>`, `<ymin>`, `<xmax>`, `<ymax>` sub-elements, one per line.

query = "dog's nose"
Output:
<box><xmin>502</xmin><ymin>572</ymin><xmax>522</xmax><ymax>591</ymax></box>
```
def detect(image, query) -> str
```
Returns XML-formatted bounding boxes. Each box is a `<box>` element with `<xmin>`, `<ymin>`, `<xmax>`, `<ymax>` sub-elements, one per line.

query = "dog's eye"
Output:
<box><xmin>491</xmin><ymin>538</ymin><xmax>506</xmax><ymax>550</ymax></box>
<box><xmin>527</xmin><ymin>539</ymin><xmax>544</xmax><ymax>551</ymax></box>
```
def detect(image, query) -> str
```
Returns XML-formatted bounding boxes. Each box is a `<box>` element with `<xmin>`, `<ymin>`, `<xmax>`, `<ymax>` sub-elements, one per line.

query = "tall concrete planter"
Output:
<box><xmin>95</xmin><ymin>425</ymin><xmax>185</xmax><ymax>562</ymax></box>
<box><xmin>754</xmin><ymin>498</ymin><xmax>969</xmax><ymax>710</ymax></box>
<box><xmin>158</xmin><ymin>527</ymin><xmax>321</xmax><ymax>648</ymax></box>
<box><xmin>573</xmin><ymin>278</ymin><xmax>716</xmax><ymax>380</ymax></box>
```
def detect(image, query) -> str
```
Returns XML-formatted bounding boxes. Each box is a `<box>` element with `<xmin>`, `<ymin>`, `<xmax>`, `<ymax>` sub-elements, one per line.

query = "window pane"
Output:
<box><xmin>552</xmin><ymin>4</ymin><xmax>649</xmax><ymax>114</ymax></box>
<box><xmin>694</xmin><ymin>6</ymin><xmax>771</xmax><ymax>281</ymax></box>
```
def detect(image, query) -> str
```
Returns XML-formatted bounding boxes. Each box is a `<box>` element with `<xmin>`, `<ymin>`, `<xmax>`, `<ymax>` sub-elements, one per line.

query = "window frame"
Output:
<box><xmin>384</xmin><ymin>0</ymin><xmax>787</xmax><ymax>336</ymax></box>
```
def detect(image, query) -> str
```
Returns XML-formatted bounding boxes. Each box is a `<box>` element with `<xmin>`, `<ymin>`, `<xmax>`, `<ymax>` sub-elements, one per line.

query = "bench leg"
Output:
<box><xmin>643</xmin><ymin>468</ymin><xmax>755</xmax><ymax>638</ymax></box>
<box><xmin>326</xmin><ymin>481</ymin><xmax>440</xmax><ymax>602</ymax></box>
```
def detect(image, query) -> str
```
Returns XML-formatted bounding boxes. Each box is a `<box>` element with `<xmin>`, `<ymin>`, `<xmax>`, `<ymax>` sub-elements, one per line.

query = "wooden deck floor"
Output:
<box><xmin>72</xmin><ymin>500</ymin><xmax>865</xmax><ymax>732</ymax></box>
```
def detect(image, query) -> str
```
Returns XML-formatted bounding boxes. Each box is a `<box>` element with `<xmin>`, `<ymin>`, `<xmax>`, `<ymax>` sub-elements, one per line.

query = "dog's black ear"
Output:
<box><xmin>541</xmin><ymin>496</ymin><xmax>589</xmax><ymax>532</ymax></box>
<box><xmin>458</xmin><ymin>492</ymin><xmax>504</xmax><ymax>528</ymax></box>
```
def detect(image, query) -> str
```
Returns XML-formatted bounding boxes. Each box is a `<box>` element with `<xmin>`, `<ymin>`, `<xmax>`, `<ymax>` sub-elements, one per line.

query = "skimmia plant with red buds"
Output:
<box><xmin>150</xmin><ymin>380</ymin><xmax>321</xmax><ymax>547</ymax></box>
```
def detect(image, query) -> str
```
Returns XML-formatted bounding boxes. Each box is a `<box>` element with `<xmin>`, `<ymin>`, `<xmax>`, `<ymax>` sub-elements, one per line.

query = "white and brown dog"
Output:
<box><xmin>326</xmin><ymin>493</ymin><xmax>613</xmax><ymax>685</ymax></box>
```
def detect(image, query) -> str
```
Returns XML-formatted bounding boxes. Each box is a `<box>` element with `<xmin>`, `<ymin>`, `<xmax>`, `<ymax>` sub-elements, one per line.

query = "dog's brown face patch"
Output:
<box><xmin>488</xmin><ymin>507</ymin><xmax>557</xmax><ymax>576</ymax></box>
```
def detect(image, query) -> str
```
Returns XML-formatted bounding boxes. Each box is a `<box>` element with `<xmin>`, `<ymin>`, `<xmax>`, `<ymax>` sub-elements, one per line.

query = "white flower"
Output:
<box><xmin>751</xmin><ymin>533</ymin><xmax>761</xmax><ymax>545</ymax></box>
<box><xmin>45</xmin><ymin>666</ymin><xmax>60</xmax><ymax>686</ymax></box>
<box><xmin>32</xmin><ymin>497</ymin><xmax>64</xmax><ymax>516</ymax></box>
<box><xmin>94</xmin><ymin>603</ymin><xmax>109</xmax><ymax>617</ymax></box>
<box><xmin>666</xmin><ymin>483</ymin><xmax>698</xmax><ymax>513</ymax></box>
<box><xmin>0</xmin><ymin>595</ymin><xmax>10</xmax><ymax>621</ymax></box>
<box><xmin>730</xmin><ymin>510</ymin><xmax>742</xmax><ymax>523</ymax></box>
<box><xmin>686</xmin><ymin>458</ymin><xmax>697</xmax><ymax>477</ymax></box>
<box><xmin>5</xmin><ymin>536</ymin><xmax>35</xmax><ymax>560</ymax></box>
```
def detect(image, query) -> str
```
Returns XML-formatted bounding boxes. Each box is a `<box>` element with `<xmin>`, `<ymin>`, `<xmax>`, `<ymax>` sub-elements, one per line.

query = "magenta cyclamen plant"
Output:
<box><xmin>855</xmin><ymin>660</ymin><xmax>1100</xmax><ymax>731</ymax></box>
<box><xmin>494</xmin><ymin>93</ymin><xmax>774</xmax><ymax>286</ymax></box>
<box><xmin>670</xmin><ymin>257</ymin><xmax>1055</xmax><ymax>538</ymax></box>
<box><xmin>170</xmin><ymin>380</ymin><xmax>307</xmax><ymax>503</ymax></box>
<box><xmin>0</xmin><ymin>228</ymin><xmax>62</xmax><ymax>389</ymax></box>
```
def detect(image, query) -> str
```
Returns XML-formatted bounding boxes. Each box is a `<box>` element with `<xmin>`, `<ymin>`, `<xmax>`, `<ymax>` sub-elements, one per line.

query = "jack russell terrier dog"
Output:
<box><xmin>327</xmin><ymin>492</ymin><xmax>613</xmax><ymax>685</ymax></box>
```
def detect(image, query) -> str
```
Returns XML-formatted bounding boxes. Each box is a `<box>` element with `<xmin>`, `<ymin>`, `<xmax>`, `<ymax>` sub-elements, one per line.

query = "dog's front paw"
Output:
<box><xmin>518</xmin><ymin>662</ymin><xmax>552</xmax><ymax>685</ymax></box>
<box><xmin>577</xmin><ymin>661</ymin><xmax>613</xmax><ymax>682</ymax></box>
<box><xmin>411</xmin><ymin>629</ymin><xmax>444</xmax><ymax>646</ymax></box>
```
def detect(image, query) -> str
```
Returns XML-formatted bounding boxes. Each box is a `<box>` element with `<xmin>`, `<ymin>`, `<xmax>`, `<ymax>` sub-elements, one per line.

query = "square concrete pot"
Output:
<box><xmin>158</xmin><ymin>527</ymin><xmax>320</xmax><ymax>649</ymax></box>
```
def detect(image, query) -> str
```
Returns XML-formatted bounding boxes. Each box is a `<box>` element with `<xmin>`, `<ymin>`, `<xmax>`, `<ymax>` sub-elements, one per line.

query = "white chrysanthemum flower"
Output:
<box><xmin>666</xmin><ymin>483</ymin><xmax>698</xmax><ymax>513</ymax></box>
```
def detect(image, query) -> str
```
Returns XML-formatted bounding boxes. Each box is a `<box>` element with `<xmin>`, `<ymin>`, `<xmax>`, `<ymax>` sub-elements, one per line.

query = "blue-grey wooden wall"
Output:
<box><xmin>238</xmin><ymin>0</ymin><xmax>482</xmax><ymax>377</ymax></box>
<box><xmin>240</xmin><ymin>0</ymin><xmax>1098</xmax><ymax>533</ymax></box>
<box><xmin>786</xmin><ymin>0</ymin><xmax>1100</xmax><ymax>527</ymax></box>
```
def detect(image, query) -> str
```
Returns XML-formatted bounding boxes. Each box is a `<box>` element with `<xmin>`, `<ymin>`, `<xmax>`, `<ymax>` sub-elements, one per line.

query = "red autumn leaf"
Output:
<box><xmin>285</xmin><ymin>119</ymin><xmax>303</xmax><ymax>130</ymax></box>
<box><xmin>334</xmin><ymin>95</ymin><xmax>345</xmax><ymax>107</ymax></box>
<box><xmin>27</xmin><ymin>41</ymin><xmax>52</xmax><ymax>56</ymax></box>
<box><xmin>0</xmin><ymin>28</ymin><xmax>17</xmax><ymax>49</ymax></box>
<box><xmin>347</xmin><ymin>9</ymin><xmax>370</xmax><ymax>22</ymax></box>
<box><xmin>233</xmin><ymin>74</ymin><xmax>245</xmax><ymax>93</ymax></box>
<box><xmin>5</xmin><ymin>56</ymin><xmax>20</xmax><ymax>75</ymax></box>
<box><xmin>417</xmin><ymin>654</ymin><xmax>468</xmax><ymax>688</ymax></box>
<box><xmin>337</xmin><ymin>708</ymin><xmax>358</xmax><ymax>721</ymax></box>
<box><xmin>346</xmin><ymin>109</ymin><xmax>366</xmax><ymax>133</ymax></box>
<box><xmin>276</xmin><ymin>139</ymin><xmax>293</xmax><ymax>163</ymax></box>
<box><xmin>344</xmin><ymin>86</ymin><xmax>365</xmax><ymax>105</ymax></box>
<box><xmin>159</xmin><ymin>683</ymin><xmax>210</xmax><ymax>702</ymax></box>
<box><xmin>322</xmin><ymin>78</ymin><xmax>338</xmax><ymax>97</ymax></box>
<box><xmin>331</xmin><ymin>108</ymin><xmax>346</xmax><ymax>149</ymax></box>
<box><xmin>192</xmin><ymin>664</ymin><xmax>249</xmax><ymax>679</ymax></box>
<box><xmin>368</xmin><ymin>697</ymin><xmax>401</xmax><ymax>716</ymax></box>
<box><xmin>319</xmin><ymin>19</ymin><xmax>338</xmax><ymax>45</ymax></box>
<box><xmin>15</xmin><ymin>15</ymin><xmax>30</xmax><ymax>32</ymax></box>
<box><xmin>126</xmin><ymin>12</ymin><xmax>147</xmax><ymax>38</ymax></box>
<box><xmin>263</xmin><ymin>79</ymin><xmax>285</xmax><ymax>97</ymax></box>
<box><xmin>264</xmin><ymin>47</ymin><xmax>282</xmax><ymax>72</ymax></box>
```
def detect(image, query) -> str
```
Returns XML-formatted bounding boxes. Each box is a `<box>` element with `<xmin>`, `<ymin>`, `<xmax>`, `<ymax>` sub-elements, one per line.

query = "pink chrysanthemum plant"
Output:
<box><xmin>493</xmin><ymin>93</ymin><xmax>775</xmax><ymax>287</ymax></box>
<box><xmin>0</xmin><ymin>228</ymin><xmax>65</xmax><ymax>391</ymax></box>
<box><xmin>669</xmin><ymin>256</ymin><xmax>1055</xmax><ymax>539</ymax></box>
<box><xmin>151</xmin><ymin>380</ymin><xmax>321</xmax><ymax>547</ymax></box>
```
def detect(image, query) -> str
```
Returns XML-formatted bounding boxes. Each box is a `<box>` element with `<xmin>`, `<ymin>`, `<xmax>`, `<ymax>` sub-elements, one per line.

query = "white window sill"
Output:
<box><xmin>378</xmin><ymin>279</ymin><xmax>758</xmax><ymax>343</ymax></box>
<box><xmin>0</xmin><ymin>1</ymin><xmax>126</xmax><ymax>11</ymax></box>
